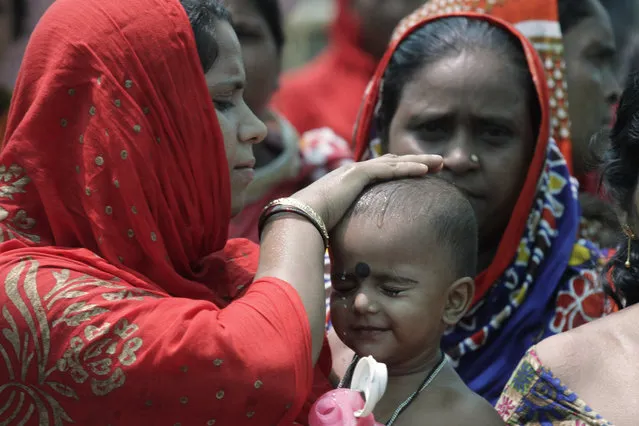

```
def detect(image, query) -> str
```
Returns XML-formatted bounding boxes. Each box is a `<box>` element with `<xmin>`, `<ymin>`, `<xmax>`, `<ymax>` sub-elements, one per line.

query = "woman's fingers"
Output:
<box><xmin>379</xmin><ymin>154</ymin><xmax>443</xmax><ymax>170</ymax></box>
<box><xmin>358</xmin><ymin>154</ymin><xmax>443</xmax><ymax>180</ymax></box>
<box><xmin>291</xmin><ymin>154</ymin><xmax>444</xmax><ymax>230</ymax></box>
<box><xmin>379</xmin><ymin>153</ymin><xmax>442</xmax><ymax>162</ymax></box>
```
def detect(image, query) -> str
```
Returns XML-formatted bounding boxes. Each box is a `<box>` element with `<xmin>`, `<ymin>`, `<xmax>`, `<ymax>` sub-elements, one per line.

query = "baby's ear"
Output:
<box><xmin>442</xmin><ymin>277</ymin><xmax>474</xmax><ymax>326</ymax></box>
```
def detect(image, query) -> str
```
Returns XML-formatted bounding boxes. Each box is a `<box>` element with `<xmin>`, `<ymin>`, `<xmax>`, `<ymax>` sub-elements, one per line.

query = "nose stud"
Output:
<box><xmin>469</xmin><ymin>154</ymin><xmax>480</xmax><ymax>164</ymax></box>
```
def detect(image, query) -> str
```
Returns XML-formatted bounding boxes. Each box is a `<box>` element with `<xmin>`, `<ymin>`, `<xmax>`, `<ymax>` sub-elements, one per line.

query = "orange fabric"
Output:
<box><xmin>0</xmin><ymin>0</ymin><xmax>330</xmax><ymax>424</ymax></box>
<box><xmin>352</xmin><ymin>12</ymin><xmax>551</xmax><ymax>304</ymax></box>
<box><xmin>271</xmin><ymin>0</ymin><xmax>377</xmax><ymax>141</ymax></box>
<box><xmin>386</xmin><ymin>0</ymin><xmax>573</xmax><ymax>173</ymax></box>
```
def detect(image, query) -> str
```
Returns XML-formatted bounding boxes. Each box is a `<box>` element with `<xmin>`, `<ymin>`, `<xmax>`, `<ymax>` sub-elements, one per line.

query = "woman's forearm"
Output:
<box><xmin>255</xmin><ymin>213</ymin><xmax>326</xmax><ymax>364</ymax></box>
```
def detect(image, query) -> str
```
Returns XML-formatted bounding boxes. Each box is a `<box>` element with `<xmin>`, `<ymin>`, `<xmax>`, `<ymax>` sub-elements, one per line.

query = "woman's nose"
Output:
<box><xmin>239</xmin><ymin>104</ymin><xmax>267</xmax><ymax>145</ymax></box>
<box><xmin>443</xmin><ymin>144</ymin><xmax>480</xmax><ymax>175</ymax></box>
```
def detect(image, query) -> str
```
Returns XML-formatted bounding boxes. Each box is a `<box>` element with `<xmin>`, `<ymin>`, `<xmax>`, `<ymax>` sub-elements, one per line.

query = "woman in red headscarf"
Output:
<box><xmin>0</xmin><ymin>0</ymin><xmax>440</xmax><ymax>423</ymax></box>
<box><xmin>330</xmin><ymin>4</ymin><xmax>617</xmax><ymax>406</ymax></box>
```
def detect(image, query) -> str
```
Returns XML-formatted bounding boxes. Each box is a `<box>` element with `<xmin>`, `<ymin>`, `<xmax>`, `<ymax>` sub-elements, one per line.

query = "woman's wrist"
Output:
<box><xmin>258</xmin><ymin>197</ymin><xmax>329</xmax><ymax>249</ymax></box>
<box><xmin>256</xmin><ymin>211</ymin><xmax>326</xmax><ymax>281</ymax></box>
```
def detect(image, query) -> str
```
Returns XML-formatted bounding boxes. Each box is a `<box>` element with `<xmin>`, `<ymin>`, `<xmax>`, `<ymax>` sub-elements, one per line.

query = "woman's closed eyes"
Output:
<box><xmin>213</xmin><ymin>99</ymin><xmax>235</xmax><ymax>112</ymax></box>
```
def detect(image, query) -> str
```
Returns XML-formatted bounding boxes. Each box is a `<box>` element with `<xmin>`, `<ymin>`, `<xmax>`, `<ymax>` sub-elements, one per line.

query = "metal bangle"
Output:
<box><xmin>258</xmin><ymin>198</ymin><xmax>329</xmax><ymax>249</ymax></box>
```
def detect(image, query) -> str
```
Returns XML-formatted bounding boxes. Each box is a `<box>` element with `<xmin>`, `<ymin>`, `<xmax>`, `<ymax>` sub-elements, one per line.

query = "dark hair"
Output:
<box><xmin>250</xmin><ymin>0</ymin><xmax>285</xmax><ymax>54</ymax></box>
<box><xmin>181</xmin><ymin>0</ymin><xmax>232</xmax><ymax>73</ymax></box>
<box><xmin>601</xmin><ymin>72</ymin><xmax>639</xmax><ymax>308</ymax></box>
<box><xmin>339</xmin><ymin>177</ymin><xmax>478</xmax><ymax>279</ymax></box>
<box><xmin>557</xmin><ymin>0</ymin><xmax>598</xmax><ymax>34</ymax></box>
<box><xmin>377</xmin><ymin>17</ymin><xmax>540</xmax><ymax>146</ymax></box>
<box><xmin>12</xmin><ymin>0</ymin><xmax>27</xmax><ymax>39</ymax></box>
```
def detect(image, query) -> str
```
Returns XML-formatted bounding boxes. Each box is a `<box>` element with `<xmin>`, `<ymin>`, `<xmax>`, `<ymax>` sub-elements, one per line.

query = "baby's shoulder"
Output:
<box><xmin>444</xmin><ymin>392</ymin><xmax>504</xmax><ymax>425</ymax></box>
<box><xmin>410</xmin><ymin>385</ymin><xmax>503</xmax><ymax>426</ymax></box>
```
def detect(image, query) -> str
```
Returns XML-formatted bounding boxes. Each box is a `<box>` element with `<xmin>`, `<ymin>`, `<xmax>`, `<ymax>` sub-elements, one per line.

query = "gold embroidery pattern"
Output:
<box><xmin>391</xmin><ymin>0</ymin><xmax>507</xmax><ymax>43</ymax></box>
<box><xmin>0</xmin><ymin>164</ymin><xmax>40</xmax><ymax>244</ymax></box>
<box><xmin>0</xmin><ymin>260</ymin><xmax>156</xmax><ymax>424</ymax></box>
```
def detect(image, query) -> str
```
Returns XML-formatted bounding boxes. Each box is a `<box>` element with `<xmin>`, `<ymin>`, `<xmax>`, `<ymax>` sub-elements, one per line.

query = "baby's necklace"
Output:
<box><xmin>338</xmin><ymin>353</ymin><xmax>447</xmax><ymax>426</ymax></box>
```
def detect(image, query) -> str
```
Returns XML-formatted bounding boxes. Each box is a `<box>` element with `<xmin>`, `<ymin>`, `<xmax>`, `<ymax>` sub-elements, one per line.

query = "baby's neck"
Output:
<box><xmin>372</xmin><ymin>350</ymin><xmax>444</xmax><ymax>422</ymax></box>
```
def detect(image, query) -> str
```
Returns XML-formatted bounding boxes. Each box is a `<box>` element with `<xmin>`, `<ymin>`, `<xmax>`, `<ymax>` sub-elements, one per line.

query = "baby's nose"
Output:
<box><xmin>353</xmin><ymin>291</ymin><xmax>377</xmax><ymax>314</ymax></box>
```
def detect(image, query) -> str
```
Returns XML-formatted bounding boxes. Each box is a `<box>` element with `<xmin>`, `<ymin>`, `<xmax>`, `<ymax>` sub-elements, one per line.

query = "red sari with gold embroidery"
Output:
<box><xmin>0</xmin><ymin>0</ymin><xmax>330</xmax><ymax>424</ymax></box>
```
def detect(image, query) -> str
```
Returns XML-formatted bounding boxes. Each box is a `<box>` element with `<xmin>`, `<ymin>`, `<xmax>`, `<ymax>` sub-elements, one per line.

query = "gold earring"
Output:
<box><xmin>622</xmin><ymin>224</ymin><xmax>636</xmax><ymax>268</ymax></box>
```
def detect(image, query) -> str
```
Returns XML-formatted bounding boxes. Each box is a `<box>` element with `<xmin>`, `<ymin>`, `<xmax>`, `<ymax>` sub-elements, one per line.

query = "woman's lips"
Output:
<box><xmin>235</xmin><ymin>159</ymin><xmax>256</xmax><ymax>169</ymax></box>
<box><xmin>233</xmin><ymin>166</ymin><xmax>255</xmax><ymax>185</ymax></box>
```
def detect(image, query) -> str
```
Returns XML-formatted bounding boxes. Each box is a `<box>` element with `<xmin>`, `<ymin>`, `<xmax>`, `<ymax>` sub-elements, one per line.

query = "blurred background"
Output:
<box><xmin>4</xmin><ymin>0</ymin><xmax>639</xmax><ymax>86</ymax></box>
<box><xmin>0</xmin><ymin>0</ymin><xmax>335</xmax><ymax>87</ymax></box>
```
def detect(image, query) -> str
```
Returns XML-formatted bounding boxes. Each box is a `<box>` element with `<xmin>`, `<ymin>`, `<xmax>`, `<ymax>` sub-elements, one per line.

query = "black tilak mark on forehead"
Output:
<box><xmin>355</xmin><ymin>262</ymin><xmax>371</xmax><ymax>279</ymax></box>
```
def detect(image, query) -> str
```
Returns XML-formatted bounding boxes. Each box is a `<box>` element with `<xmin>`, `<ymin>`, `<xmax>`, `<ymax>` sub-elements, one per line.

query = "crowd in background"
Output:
<box><xmin>2</xmin><ymin>0</ymin><xmax>639</xmax><ymax>425</ymax></box>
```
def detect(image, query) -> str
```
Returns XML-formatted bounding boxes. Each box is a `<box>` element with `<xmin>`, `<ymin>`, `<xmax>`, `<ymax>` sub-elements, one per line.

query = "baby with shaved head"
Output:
<box><xmin>329</xmin><ymin>177</ymin><xmax>502</xmax><ymax>425</ymax></box>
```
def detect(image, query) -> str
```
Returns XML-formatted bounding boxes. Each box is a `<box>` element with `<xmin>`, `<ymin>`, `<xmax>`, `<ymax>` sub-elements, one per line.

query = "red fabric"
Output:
<box><xmin>578</xmin><ymin>172</ymin><xmax>600</xmax><ymax>196</ymax></box>
<box><xmin>271</xmin><ymin>0</ymin><xmax>377</xmax><ymax>141</ymax></box>
<box><xmin>352</xmin><ymin>12</ymin><xmax>551</xmax><ymax>305</ymax></box>
<box><xmin>0</xmin><ymin>0</ymin><xmax>330</xmax><ymax>423</ymax></box>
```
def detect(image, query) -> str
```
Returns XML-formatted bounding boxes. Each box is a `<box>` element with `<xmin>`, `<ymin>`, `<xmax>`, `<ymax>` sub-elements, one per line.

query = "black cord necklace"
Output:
<box><xmin>338</xmin><ymin>353</ymin><xmax>447</xmax><ymax>426</ymax></box>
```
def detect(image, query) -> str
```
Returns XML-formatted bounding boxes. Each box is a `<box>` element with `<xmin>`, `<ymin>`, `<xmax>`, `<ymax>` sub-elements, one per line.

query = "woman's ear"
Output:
<box><xmin>442</xmin><ymin>277</ymin><xmax>474</xmax><ymax>326</ymax></box>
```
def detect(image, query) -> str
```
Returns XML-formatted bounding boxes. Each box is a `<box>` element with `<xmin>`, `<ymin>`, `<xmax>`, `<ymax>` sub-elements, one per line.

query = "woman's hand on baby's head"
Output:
<box><xmin>292</xmin><ymin>154</ymin><xmax>443</xmax><ymax>230</ymax></box>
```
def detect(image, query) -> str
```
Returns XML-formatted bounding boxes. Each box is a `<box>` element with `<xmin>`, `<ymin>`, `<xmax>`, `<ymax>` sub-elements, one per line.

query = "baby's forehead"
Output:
<box><xmin>334</xmin><ymin>214</ymin><xmax>442</xmax><ymax>262</ymax></box>
<box><xmin>342</xmin><ymin>210</ymin><xmax>436</xmax><ymax>240</ymax></box>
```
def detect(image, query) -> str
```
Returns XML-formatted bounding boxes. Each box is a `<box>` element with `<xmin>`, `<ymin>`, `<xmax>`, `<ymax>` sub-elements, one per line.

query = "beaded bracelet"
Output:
<box><xmin>258</xmin><ymin>198</ymin><xmax>329</xmax><ymax>249</ymax></box>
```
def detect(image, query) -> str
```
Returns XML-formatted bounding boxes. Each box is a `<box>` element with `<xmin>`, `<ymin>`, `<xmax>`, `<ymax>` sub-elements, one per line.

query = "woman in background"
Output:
<box><xmin>394</xmin><ymin>0</ymin><xmax>620</xmax><ymax>247</ymax></box>
<box><xmin>497</xmin><ymin>70</ymin><xmax>639</xmax><ymax>426</ymax></box>
<box><xmin>227</xmin><ymin>0</ymin><xmax>352</xmax><ymax>243</ymax></box>
<box><xmin>271</xmin><ymin>0</ymin><xmax>423</xmax><ymax>141</ymax></box>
